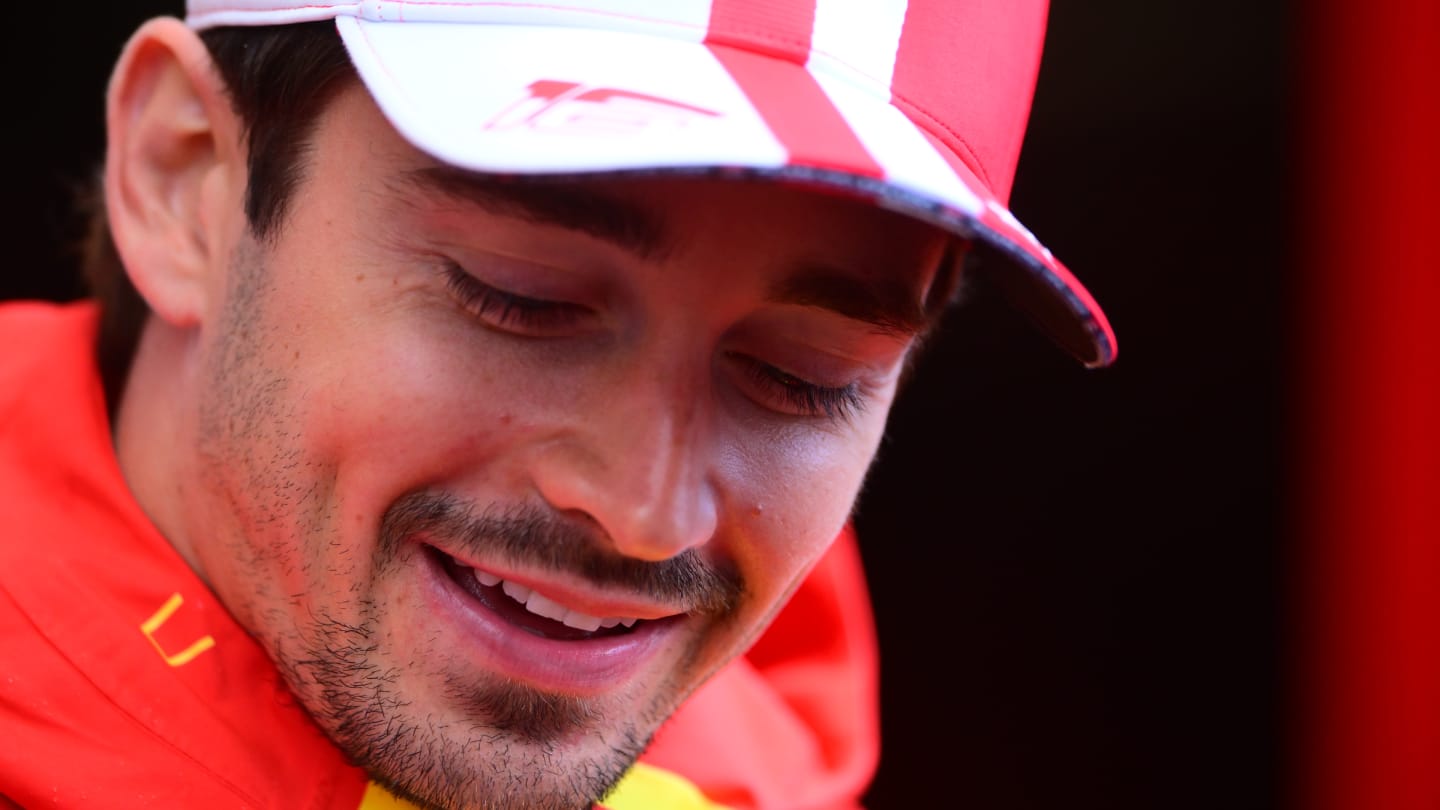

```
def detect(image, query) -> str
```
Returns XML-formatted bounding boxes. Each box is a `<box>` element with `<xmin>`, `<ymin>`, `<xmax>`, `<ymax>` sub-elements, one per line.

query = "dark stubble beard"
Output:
<box><xmin>281</xmin><ymin>491</ymin><xmax>742</xmax><ymax>810</ymax></box>
<box><xmin>276</xmin><ymin>585</ymin><xmax>638</xmax><ymax>810</ymax></box>
<box><xmin>198</xmin><ymin>239</ymin><xmax>744</xmax><ymax>810</ymax></box>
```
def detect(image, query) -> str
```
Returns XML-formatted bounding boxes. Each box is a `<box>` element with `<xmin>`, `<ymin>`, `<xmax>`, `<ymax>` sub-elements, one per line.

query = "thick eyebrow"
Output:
<box><xmin>768</xmin><ymin>267</ymin><xmax>930</xmax><ymax>338</ymax></box>
<box><xmin>400</xmin><ymin>166</ymin><xmax>674</xmax><ymax>261</ymax></box>
<box><xmin>403</xmin><ymin>165</ymin><xmax>933</xmax><ymax>336</ymax></box>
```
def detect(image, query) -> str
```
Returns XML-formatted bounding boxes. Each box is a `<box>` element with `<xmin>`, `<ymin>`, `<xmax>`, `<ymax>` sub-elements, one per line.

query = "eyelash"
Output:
<box><xmin>443</xmin><ymin>263</ymin><xmax>862</xmax><ymax>422</ymax></box>
<box><xmin>734</xmin><ymin>354</ymin><xmax>864</xmax><ymax>422</ymax></box>
<box><xmin>442</xmin><ymin>264</ymin><xmax>582</xmax><ymax>331</ymax></box>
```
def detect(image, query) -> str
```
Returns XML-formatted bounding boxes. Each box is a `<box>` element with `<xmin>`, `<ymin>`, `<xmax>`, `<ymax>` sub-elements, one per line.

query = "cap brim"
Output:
<box><xmin>335</xmin><ymin>16</ymin><xmax>1116</xmax><ymax>367</ymax></box>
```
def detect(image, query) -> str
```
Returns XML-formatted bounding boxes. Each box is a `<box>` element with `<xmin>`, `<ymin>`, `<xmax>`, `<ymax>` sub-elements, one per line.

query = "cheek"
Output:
<box><xmin>295</xmin><ymin>312</ymin><xmax>561</xmax><ymax>517</ymax></box>
<box><xmin>722</xmin><ymin>420</ymin><xmax>885</xmax><ymax>593</ymax></box>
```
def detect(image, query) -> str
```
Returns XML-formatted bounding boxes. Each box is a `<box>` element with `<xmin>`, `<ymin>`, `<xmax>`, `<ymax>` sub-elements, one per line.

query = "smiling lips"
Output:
<box><xmin>436</xmin><ymin>548</ymin><xmax>653</xmax><ymax>641</ymax></box>
<box><xmin>486</xmin><ymin>573</ymin><xmax>641</xmax><ymax>632</ymax></box>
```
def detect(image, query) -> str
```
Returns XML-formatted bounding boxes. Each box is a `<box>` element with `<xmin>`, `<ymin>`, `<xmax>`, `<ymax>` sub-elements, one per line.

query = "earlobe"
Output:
<box><xmin>104</xmin><ymin>17</ymin><xmax>244</xmax><ymax>329</ymax></box>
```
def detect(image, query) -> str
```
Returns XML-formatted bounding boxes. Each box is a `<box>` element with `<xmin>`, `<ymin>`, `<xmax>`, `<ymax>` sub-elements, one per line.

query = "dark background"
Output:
<box><xmin>857</xmin><ymin>4</ymin><xmax>1285</xmax><ymax>808</ymax></box>
<box><xmin>1</xmin><ymin>3</ymin><xmax>1286</xmax><ymax>809</ymax></box>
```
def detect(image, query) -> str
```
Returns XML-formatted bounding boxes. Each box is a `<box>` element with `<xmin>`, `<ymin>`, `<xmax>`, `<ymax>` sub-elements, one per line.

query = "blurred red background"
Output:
<box><xmin>1296</xmin><ymin>1</ymin><xmax>1440</xmax><ymax>810</ymax></box>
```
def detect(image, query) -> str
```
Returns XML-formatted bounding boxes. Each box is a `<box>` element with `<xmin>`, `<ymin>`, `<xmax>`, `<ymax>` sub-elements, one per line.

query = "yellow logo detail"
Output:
<box><xmin>601</xmin><ymin>763</ymin><xmax>732</xmax><ymax>810</ymax></box>
<box><xmin>358</xmin><ymin>783</ymin><xmax>424</xmax><ymax>809</ymax></box>
<box><xmin>356</xmin><ymin>764</ymin><xmax>728</xmax><ymax>810</ymax></box>
<box><xmin>139</xmin><ymin>593</ymin><xmax>216</xmax><ymax>667</ymax></box>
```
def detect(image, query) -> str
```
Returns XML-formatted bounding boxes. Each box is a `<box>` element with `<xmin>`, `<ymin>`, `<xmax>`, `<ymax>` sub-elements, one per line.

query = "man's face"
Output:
<box><xmin>178</xmin><ymin>84</ymin><xmax>946</xmax><ymax>809</ymax></box>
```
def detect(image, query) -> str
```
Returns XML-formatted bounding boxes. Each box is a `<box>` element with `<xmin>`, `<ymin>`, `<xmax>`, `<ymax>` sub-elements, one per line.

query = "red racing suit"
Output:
<box><xmin>0</xmin><ymin>301</ymin><xmax>881</xmax><ymax>810</ymax></box>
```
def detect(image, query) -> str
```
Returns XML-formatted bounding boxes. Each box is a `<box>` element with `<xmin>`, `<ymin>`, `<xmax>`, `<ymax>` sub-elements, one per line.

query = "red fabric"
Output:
<box><xmin>1297</xmin><ymin>1</ymin><xmax>1440</xmax><ymax>809</ymax></box>
<box><xmin>708</xmin><ymin>43</ymin><xmax>884</xmax><ymax>178</ymax></box>
<box><xmin>0</xmin><ymin>302</ymin><xmax>370</xmax><ymax>809</ymax></box>
<box><xmin>705</xmin><ymin>0</ymin><xmax>816</xmax><ymax>64</ymax></box>
<box><xmin>0</xmin><ymin>301</ymin><xmax>881</xmax><ymax>809</ymax></box>
<box><xmin>890</xmin><ymin>0</ymin><xmax>1050</xmax><ymax>203</ymax></box>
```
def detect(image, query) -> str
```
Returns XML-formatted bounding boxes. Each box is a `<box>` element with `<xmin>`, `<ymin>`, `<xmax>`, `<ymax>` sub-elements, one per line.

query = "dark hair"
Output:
<box><xmin>83</xmin><ymin>21</ymin><xmax>357</xmax><ymax>408</ymax></box>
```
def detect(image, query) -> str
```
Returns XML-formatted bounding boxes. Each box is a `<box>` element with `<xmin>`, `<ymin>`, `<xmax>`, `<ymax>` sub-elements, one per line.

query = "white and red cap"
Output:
<box><xmin>186</xmin><ymin>0</ymin><xmax>1116</xmax><ymax>367</ymax></box>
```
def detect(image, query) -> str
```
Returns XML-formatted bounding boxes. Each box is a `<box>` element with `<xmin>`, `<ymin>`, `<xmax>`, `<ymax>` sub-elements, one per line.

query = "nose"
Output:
<box><xmin>531</xmin><ymin>359</ymin><xmax>720</xmax><ymax>562</ymax></box>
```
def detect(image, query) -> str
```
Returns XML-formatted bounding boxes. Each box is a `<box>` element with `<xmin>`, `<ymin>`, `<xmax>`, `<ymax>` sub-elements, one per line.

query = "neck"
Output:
<box><xmin>113</xmin><ymin>318</ymin><xmax>210</xmax><ymax>584</ymax></box>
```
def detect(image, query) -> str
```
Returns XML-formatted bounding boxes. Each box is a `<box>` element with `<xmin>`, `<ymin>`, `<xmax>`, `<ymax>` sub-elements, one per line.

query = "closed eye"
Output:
<box><xmin>442</xmin><ymin>263</ymin><xmax>587</xmax><ymax>335</ymax></box>
<box><xmin>728</xmin><ymin>352</ymin><xmax>865</xmax><ymax>422</ymax></box>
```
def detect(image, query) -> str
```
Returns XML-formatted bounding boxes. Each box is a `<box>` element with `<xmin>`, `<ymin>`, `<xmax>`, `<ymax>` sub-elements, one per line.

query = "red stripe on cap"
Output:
<box><xmin>890</xmin><ymin>0</ymin><xmax>1050</xmax><ymax>204</ymax></box>
<box><xmin>706</xmin><ymin>0</ymin><xmax>816</xmax><ymax>63</ymax></box>
<box><xmin>709</xmin><ymin>44</ymin><xmax>885</xmax><ymax>178</ymax></box>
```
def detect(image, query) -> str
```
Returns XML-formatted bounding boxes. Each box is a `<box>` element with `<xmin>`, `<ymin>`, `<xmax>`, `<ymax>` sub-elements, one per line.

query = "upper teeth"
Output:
<box><xmin>481</xmin><ymin>570</ymin><xmax>639</xmax><ymax>632</ymax></box>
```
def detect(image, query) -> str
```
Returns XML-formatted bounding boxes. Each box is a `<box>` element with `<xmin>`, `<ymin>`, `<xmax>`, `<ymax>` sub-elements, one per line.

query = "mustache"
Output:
<box><xmin>379</xmin><ymin>490</ymin><xmax>743</xmax><ymax>615</ymax></box>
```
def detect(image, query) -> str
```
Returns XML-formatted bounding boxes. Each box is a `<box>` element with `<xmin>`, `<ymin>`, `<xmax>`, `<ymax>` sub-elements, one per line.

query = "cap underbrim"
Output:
<box><xmin>334</xmin><ymin>16</ymin><xmax>1116</xmax><ymax>367</ymax></box>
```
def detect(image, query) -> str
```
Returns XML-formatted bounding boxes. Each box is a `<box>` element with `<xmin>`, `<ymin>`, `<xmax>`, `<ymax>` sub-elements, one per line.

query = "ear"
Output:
<box><xmin>104</xmin><ymin>17</ymin><xmax>246</xmax><ymax>328</ymax></box>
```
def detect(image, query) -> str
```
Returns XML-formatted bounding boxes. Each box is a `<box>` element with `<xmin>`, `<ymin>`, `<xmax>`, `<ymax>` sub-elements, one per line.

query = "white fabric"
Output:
<box><xmin>808</xmin><ymin>0</ymin><xmax>909</xmax><ymax>97</ymax></box>
<box><xmin>188</xmin><ymin>0</ymin><xmax>359</xmax><ymax>28</ymax></box>
<box><xmin>808</xmin><ymin>69</ymin><xmax>983</xmax><ymax>219</ymax></box>
<box><xmin>188</xmin><ymin>0</ymin><xmax>713</xmax><ymax>36</ymax></box>
<box><xmin>339</xmin><ymin>18</ymin><xmax>788</xmax><ymax>173</ymax></box>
